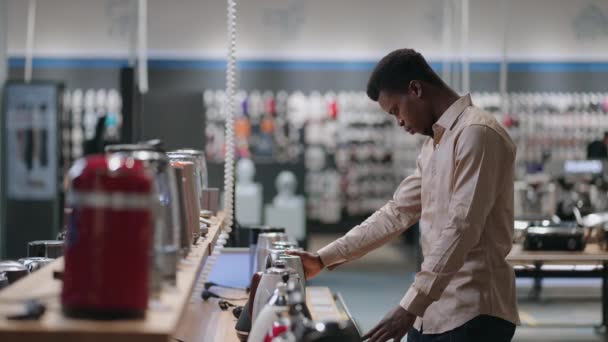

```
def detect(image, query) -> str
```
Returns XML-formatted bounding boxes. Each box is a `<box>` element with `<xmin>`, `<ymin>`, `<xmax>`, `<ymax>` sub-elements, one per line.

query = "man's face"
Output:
<box><xmin>378</xmin><ymin>86</ymin><xmax>433</xmax><ymax>136</ymax></box>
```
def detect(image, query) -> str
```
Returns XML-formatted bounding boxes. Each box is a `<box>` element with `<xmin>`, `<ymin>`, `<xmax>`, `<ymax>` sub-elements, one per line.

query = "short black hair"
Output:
<box><xmin>366</xmin><ymin>49</ymin><xmax>444</xmax><ymax>101</ymax></box>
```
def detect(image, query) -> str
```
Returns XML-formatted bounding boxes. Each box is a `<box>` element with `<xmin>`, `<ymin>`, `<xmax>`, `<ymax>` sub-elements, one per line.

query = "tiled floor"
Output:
<box><xmin>307</xmin><ymin>234</ymin><xmax>608</xmax><ymax>342</ymax></box>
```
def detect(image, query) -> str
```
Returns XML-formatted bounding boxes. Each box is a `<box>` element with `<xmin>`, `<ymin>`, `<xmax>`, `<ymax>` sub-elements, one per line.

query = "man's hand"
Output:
<box><xmin>362</xmin><ymin>306</ymin><xmax>416</xmax><ymax>342</ymax></box>
<box><xmin>285</xmin><ymin>250</ymin><xmax>324</xmax><ymax>280</ymax></box>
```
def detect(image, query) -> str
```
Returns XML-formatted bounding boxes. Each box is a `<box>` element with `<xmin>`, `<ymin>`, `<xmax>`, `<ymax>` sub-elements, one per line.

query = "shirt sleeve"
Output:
<box><xmin>317</xmin><ymin>146</ymin><xmax>425</xmax><ymax>269</ymax></box>
<box><xmin>400</xmin><ymin>125</ymin><xmax>511</xmax><ymax>317</ymax></box>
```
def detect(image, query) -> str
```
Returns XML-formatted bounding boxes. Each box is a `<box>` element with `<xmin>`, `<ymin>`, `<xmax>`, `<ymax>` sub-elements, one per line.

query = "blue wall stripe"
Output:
<box><xmin>7</xmin><ymin>57</ymin><xmax>608</xmax><ymax>72</ymax></box>
<box><xmin>509</xmin><ymin>62</ymin><xmax>608</xmax><ymax>72</ymax></box>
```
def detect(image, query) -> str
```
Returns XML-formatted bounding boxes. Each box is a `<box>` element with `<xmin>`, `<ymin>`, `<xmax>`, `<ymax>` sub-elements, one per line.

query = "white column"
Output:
<box><xmin>441</xmin><ymin>0</ymin><xmax>452</xmax><ymax>87</ymax></box>
<box><xmin>460</xmin><ymin>0</ymin><xmax>470</xmax><ymax>94</ymax></box>
<box><xmin>0</xmin><ymin>0</ymin><xmax>6</xmax><ymax>86</ymax></box>
<box><xmin>25</xmin><ymin>0</ymin><xmax>36</xmax><ymax>83</ymax></box>
<box><xmin>128</xmin><ymin>0</ymin><xmax>137</xmax><ymax>67</ymax></box>
<box><xmin>0</xmin><ymin>0</ymin><xmax>7</xmax><ymax>257</ymax></box>
<box><xmin>137</xmin><ymin>0</ymin><xmax>148</xmax><ymax>93</ymax></box>
<box><xmin>451</xmin><ymin>0</ymin><xmax>461</xmax><ymax>93</ymax></box>
<box><xmin>499</xmin><ymin>0</ymin><xmax>510</xmax><ymax>112</ymax></box>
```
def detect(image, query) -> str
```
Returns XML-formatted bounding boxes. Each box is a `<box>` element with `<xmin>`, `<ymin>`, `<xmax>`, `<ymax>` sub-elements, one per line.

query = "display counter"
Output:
<box><xmin>175</xmin><ymin>286</ymin><xmax>350</xmax><ymax>342</ymax></box>
<box><xmin>0</xmin><ymin>214</ymin><xmax>225</xmax><ymax>342</ymax></box>
<box><xmin>508</xmin><ymin>243</ymin><xmax>608</xmax><ymax>330</ymax></box>
<box><xmin>0</xmin><ymin>212</ymin><xmax>356</xmax><ymax>341</ymax></box>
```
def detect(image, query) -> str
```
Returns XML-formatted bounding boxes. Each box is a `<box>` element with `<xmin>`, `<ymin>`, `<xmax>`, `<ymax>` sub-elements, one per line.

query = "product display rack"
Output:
<box><xmin>0</xmin><ymin>214</ymin><xmax>223</xmax><ymax>342</ymax></box>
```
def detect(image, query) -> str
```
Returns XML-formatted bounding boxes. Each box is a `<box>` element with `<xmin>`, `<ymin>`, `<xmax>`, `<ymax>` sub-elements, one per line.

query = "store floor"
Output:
<box><xmin>307</xmin><ymin>233</ymin><xmax>608</xmax><ymax>342</ymax></box>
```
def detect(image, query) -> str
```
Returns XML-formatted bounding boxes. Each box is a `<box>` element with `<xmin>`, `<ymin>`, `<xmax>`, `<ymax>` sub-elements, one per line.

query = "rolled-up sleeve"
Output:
<box><xmin>400</xmin><ymin>125</ymin><xmax>508</xmax><ymax>316</ymax></box>
<box><xmin>317</xmin><ymin>150</ymin><xmax>424</xmax><ymax>268</ymax></box>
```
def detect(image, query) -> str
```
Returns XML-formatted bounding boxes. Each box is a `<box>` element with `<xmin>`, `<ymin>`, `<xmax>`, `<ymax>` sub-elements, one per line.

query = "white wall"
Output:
<box><xmin>6</xmin><ymin>0</ymin><xmax>608</xmax><ymax>61</ymax></box>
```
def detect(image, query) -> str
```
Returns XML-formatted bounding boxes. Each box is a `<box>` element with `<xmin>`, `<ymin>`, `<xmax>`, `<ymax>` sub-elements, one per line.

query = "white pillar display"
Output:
<box><xmin>25</xmin><ymin>0</ymin><xmax>36</xmax><ymax>83</ymax></box>
<box><xmin>137</xmin><ymin>0</ymin><xmax>148</xmax><ymax>93</ymax></box>
<box><xmin>441</xmin><ymin>0</ymin><xmax>454</xmax><ymax>88</ymax></box>
<box><xmin>129</xmin><ymin>0</ymin><xmax>137</xmax><ymax>67</ymax></box>
<box><xmin>500</xmin><ymin>0</ymin><xmax>510</xmax><ymax>112</ymax></box>
<box><xmin>460</xmin><ymin>0</ymin><xmax>470</xmax><ymax>94</ymax></box>
<box><xmin>0</xmin><ymin>0</ymin><xmax>7</xmax><ymax>257</ymax></box>
<box><xmin>0</xmin><ymin>0</ymin><xmax>6</xmax><ymax>87</ymax></box>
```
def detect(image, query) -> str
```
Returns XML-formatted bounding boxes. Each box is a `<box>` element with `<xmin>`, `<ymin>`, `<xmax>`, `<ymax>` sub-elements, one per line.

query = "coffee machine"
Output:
<box><xmin>514</xmin><ymin>173</ymin><xmax>557</xmax><ymax>220</ymax></box>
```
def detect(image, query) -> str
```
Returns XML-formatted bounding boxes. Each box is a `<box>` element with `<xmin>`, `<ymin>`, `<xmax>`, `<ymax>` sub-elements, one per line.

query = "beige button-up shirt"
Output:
<box><xmin>317</xmin><ymin>94</ymin><xmax>520</xmax><ymax>334</ymax></box>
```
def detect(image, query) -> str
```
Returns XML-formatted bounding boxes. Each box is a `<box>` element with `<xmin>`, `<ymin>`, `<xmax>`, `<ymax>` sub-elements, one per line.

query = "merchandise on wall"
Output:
<box><xmin>473</xmin><ymin>92</ymin><xmax>608</xmax><ymax>168</ymax></box>
<box><xmin>1</xmin><ymin>81</ymin><xmax>65</xmax><ymax>258</ymax></box>
<box><xmin>62</xmin><ymin>88</ymin><xmax>123</xmax><ymax>172</ymax></box>
<box><xmin>3</xmin><ymin>82</ymin><xmax>62</xmax><ymax>200</ymax></box>
<box><xmin>204</xmin><ymin>89</ymin><xmax>423</xmax><ymax>224</ymax></box>
<box><xmin>204</xmin><ymin>89</ymin><xmax>302</xmax><ymax>164</ymax></box>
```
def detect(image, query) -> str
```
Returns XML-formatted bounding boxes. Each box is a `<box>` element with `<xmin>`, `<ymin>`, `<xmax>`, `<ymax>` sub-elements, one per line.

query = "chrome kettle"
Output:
<box><xmin>18</xmin><ymin>257</ymin><xmax>54</xmax><ymax>273</ymax></box>
<box><xmin>251</xmin><ymin>260</ymin><xmax>299</xmax><ymax>324</ymax></box>
<box><xmin>0</xmin><ymin>261</ymin><xmax>30</xmax><ymax>284</ymax></box>
<box><xmin>265</xmin><ymin>241</ymin><xmax>300</xmax><ymax>270</ymax></box>
<box><xmin>254</xmin><ymin>232</ymin><xmax>287</xmax><ymax>276</ymax></box>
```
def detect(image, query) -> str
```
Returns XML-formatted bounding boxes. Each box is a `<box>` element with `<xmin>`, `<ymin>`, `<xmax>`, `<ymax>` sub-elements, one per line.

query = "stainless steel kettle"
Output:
<box><xmin>0</xmin><ymin>272</ymin><xmax>8</xmax><ymax>289</ymax></box>
<box><xmin>254</xmin><ymin>232</ymin><xmax>287</xmax><ymax>275</ymax></box>
<box><xmin>277</xmin><ymin>254</ymin><xmax>306</xmax><ymax>299</ymax></box>
<box><xmin>247</xmin><ymin>226</ymin><xmax>286</xmax><ymax>280</ymax></box>
<box><xmin>251</xmin><ymin>260</ymin><xmax>298</xmax><ymax>324</ymax></box>
<box><xmin>18</xmin><ymin>257</ymin><xmax>54</xmax><ymax>273</ymax></box>
<box><xmin>265</xmin><ymin>241</ymin><xmax>301</xmax><ymax>270</ymax></box>
<box><xmin>27</xmin><ymin>240</ymin><xmax>64</xmax><ymax>258</ymax></box>
<box><xmin>0</xmin><ymin>261</ymin><xmax>30</xmax><ymax>284</ymax></box>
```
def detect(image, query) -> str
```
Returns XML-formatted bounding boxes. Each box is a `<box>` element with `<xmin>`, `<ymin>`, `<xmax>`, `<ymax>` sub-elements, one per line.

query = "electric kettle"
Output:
<box><xmin>18</xmin><ymin>257</ymin><xmax>54</xmax><ymax>273</ymax></box>
<box><xmin>171</xmin><ymin>149</ymin><xmax>209</xmax><ymax>191</ymax></box>
<box><xmin>265</xmin><ymin>241</ymin><xmax>300</xmax><ymax>270</ymax></box>
<box><xmin>0</xmin><ymin>272</ymin><xmax>8</xmax><ymax>289</ymax></box>
<box><xmin>170</xmin><ymin>160</ymin><xmax>201</xmax><ymax>244</ymax></box>
<box><xmin>277</xmin><ymin>254</ymin><xmax>306</xmax><ymax>299</ymax></box>
<box><xmin>110</xmin><ymin>149</ymin><xmax>182</xmax><ymax>288</ymax></box>
<box><xmin>167</xmin><ymin>152</ymin><xmax>205</xmax><ymax>209</ymax></box>
<box><xmin>171</xmin><ymin>165</ymin><xmax>192</xmax><ymax>256</ymax></box>
<box><xmin>255</xmin><ymin>232</ymin><xmax>288</xmax><ymax>275</ymax></box>
<box><xmin>62</xmin><ymin>154</ymin><xmax>154</xmax><ymax>319</ymax></box>
<box><xmin>247</xmin><ymin>226</ymin><xmax>286</xmax><ymax>280</ymax></box>
<box><xmin>251</xmin><ymin>260</ymin><xmax>299</xmax><ymax>324</ymax></box>
<box><xmin>0</xmin><ymin>261</ymin><xmax>29</xmax><ymax>284</ymax></box>
<box><xmin>27</xmin><ymin>240</ymin><xmax>64</xmax><ymax>258</ymax></box>
<box><xmin>248</xmin><ymin>282</ymin><xmax>289</xmax><ymax>342</ymax></box>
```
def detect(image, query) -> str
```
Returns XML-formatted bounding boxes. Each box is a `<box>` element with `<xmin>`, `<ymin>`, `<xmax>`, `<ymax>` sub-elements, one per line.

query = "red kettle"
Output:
<box><xmin>62</xmin><ymin>154</ymin><xmax>154</xmax><ymax>319</ymax></box>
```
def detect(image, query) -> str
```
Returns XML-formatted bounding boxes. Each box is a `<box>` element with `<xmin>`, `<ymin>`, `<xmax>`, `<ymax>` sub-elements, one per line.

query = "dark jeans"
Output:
<box><xmin>407</xmin><ymin>315</ymin><xmax>516</xmax><ymax>342</ymax></box>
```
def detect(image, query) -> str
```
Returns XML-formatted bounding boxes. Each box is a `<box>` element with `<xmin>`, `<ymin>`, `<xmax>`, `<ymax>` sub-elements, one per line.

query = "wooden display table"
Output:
<box><xmin>0</xmin><ymin>213</ymin><xmax>224</xmax><ymax>342</ymax></box>
<box><xmin>175</xmin><ymin>286</ymin><xmax>351</xmax><ymax>342</ymax></box>
<box><xmin>508</xmin><ymin>244</ymin><xmax>608</xmax><ymax>264</ymax></box>
<box><xmin>507</xmin><ymin>243</ymin><xmax>608</xmax><ymax>331</ymax></box>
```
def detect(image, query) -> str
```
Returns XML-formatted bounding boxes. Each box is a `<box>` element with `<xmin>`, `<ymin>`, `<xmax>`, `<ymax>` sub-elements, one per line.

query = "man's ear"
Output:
<box><xmin>408</xmin><ymin>80</ymin><xmax>423</xmax><ymax>98</ymax></box>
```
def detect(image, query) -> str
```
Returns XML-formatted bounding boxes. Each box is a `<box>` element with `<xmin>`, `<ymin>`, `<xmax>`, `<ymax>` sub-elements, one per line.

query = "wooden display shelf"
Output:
<box><xmin>507</xmin><ymin>243</ymin><xmax>608</xmax><ymax>264</ymax></box>
<box><xmin>0</xmin><ymin>212</ymin><xmax>225</xmax><ymax>342</ymax></box>
<box><xmin>174</xmin><ymin>286</ymin><xmax>349</xmax><ymax>342</ymax></box>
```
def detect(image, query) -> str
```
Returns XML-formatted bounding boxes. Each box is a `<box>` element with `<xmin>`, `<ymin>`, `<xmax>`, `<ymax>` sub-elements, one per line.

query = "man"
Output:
<box><xmin>289</xmin><ymin>49</ymin><xmax>519</xmax><ymax>342</ymax></box>
<box><xmin>587</xmin><ymin>132</ymin><xmax>608</xmax><ymax>159</ymax></box>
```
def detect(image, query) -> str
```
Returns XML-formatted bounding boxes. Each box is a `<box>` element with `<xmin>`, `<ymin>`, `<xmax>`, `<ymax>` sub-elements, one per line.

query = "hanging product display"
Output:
<box><xmin>3</xmin><ymin>81</ymin><xmax>63</xmax><ymax>200</ymax></box>
<box><xmin>204</xmin><ymin>89</ymin><xmax>303</xmax><ymax>164</ymax></box>
<box><xmin>473</xmin><ymin>92</ymin><xmax>608</xmax><ymax>166</ymax></box>
<box><xmin>63</xmin><ymin>87</ymin><xmax>123</xmax><ymax>167</ymax></box>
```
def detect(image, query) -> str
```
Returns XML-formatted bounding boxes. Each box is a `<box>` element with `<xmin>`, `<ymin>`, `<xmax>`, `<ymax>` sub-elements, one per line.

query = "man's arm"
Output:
<box><xmin>400</xmin><ymin>125</ymin><xmax>512</xmax><ymax>316</ymax></box>
<box><xmin>316</xmin><ymin>146</ymin><xmax>425</xmax><ymax>269</ymax></box>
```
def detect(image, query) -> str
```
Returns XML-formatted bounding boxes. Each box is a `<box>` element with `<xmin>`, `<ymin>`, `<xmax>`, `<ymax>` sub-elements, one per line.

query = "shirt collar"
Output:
<box><xmin>433</xmin><ymin>94</ymin><xmax>473</xmax><ymax>132</ymax></box>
